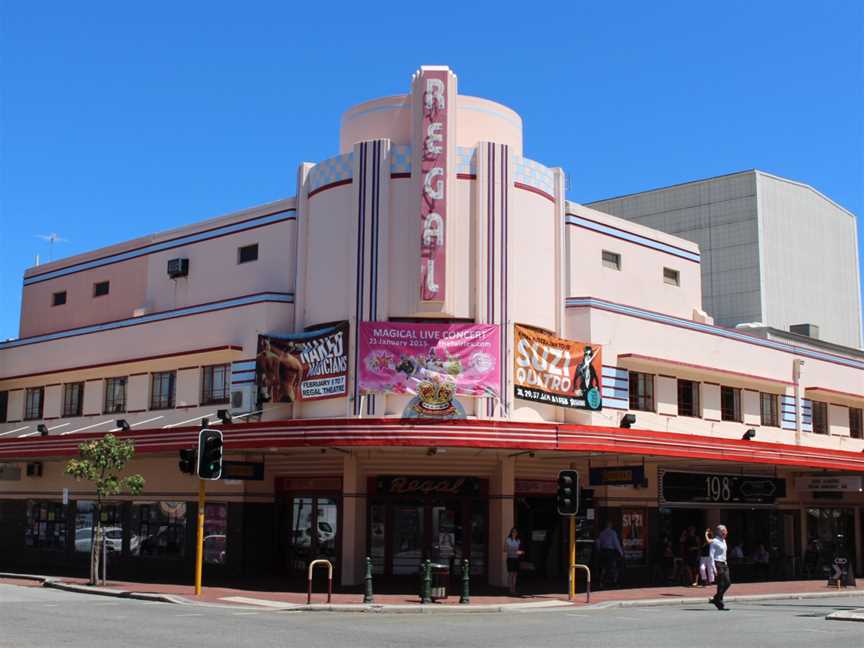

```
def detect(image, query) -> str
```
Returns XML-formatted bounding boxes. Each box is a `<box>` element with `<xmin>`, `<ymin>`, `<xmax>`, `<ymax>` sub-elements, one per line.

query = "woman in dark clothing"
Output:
<box><xmin>685</xmin><ymin>526</ymin><xmax>701</xmax><ymax>586</ymax></box>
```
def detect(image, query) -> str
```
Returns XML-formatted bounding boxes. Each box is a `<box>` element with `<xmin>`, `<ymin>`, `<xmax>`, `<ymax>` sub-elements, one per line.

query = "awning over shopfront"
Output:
<box><xmin>616</xmin><ymin>353</ymin><xmax>793</xmax><ymax>390</ymax></box>
<box><xmin>1</xmin><ymin>418</ymin><xmax>863</xmax><ymax>472</ymax></box>
<box><xmin>804</xmin><ymin>386</ymin><xmax>864</xmax><ymax>408</ymax></box>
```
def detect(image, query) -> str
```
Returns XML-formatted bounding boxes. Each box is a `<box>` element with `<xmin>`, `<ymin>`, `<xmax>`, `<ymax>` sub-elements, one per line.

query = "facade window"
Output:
<box><xmin>850</xmin><ymin>408</ymin><xmax>862</xmax><ymax>440</ymax></box>
<box><xmin>24</xmin><ymin>387</ymin><xmax>44</xmax><ymax>420</ymax></box>
<box><xmin>812</xmin><ymin>401</ymin><xmax>828</xmax><ymax>435</ymax></box>
<box><xmin>677</xmin><ymin>379</ymin><xmax>700</xmax><ymax>417</ymax></box>
<box><xmin>132</xmin><ymin>501</ymin><xmax>187</xmax><ymax>558</ymax></box>
<box><xmin>93</xmin><ymin>281</ymin><xmax>110</xmax><ymax>297</ymax></box>
<box><xmin>720</xmin><ymin>386</ymin><xmax>741</xmax><ymax>422</ymax></box>
<box><xmin>663</xmin><ymin>267</ymin><xmax>680</xmax><ymax>286</ymax></box>
<box><xmin>628</xmin><ymin>372</ymin><xmax>654</xmax><ymax>412</ymax></box>
<box><xmin>760</xmin><ymin>392</ymin><xmax>779</xmax><ymax>427</ymax></box>
<box><xmin>52</xmin><ymin>291</ymin><xmax>67</xmax><ymax>306</ymax></box>
<box><xmin>149</xmin><ymin>372</ymin><xmax>176</xmax><ymax>410</ymax></box>
<box><xmin>601</xmin><ymin>250</ymin><xmax>621</xmax><ymax>271</ymax></box>
<box><xmin>62</xmin><ymin>383</ymin><xmax>85</xmax><ymax>418</ymax></box>
<box><xmin>104</xmin><ymin>377</ymin><xmax>127</xmax><ymax>414</ymax></box>
<box><xmin>238</xmin><ymin>243</ymin><xmax>259</xmax><ymax>264</ymax></box>
<box><xmin>201</xmin><ymin>364</ymin><xmax>230</xmax><ymax>405</ymax></box>
<box><xmin>204</xmin><ymin>503</ymin><xmax>228</xmax><ymax>565</ymax></box>
<box><xmin>25</xmin><ymin>501</ymin><xmax>67</xmax><ymax>550</ymax></box>
<box><xmin>75</xmin><ymin>501</ymin><xmax>123</xmax><ymax>554</ymax></box>
<box><xmin>0</xmin><ymin>391</ymin><xmax>7</xmax><ymax>423</ymax></box>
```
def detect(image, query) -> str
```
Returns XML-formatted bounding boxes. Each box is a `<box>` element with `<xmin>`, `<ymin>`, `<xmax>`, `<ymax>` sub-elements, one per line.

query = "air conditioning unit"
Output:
<box><xmin>167</xmin><ymin>258</ymin><xmax>189</xmax><ymax>278</ymax></box>
<box><xmin>26</xmin><ymin>462</ymin><xmax>43</xmax><ymax>478</ymax></box>
<box><xmin>230</xmin><ymin>384</ymin><xmax>256</xmax><ymax>416</ymax></box>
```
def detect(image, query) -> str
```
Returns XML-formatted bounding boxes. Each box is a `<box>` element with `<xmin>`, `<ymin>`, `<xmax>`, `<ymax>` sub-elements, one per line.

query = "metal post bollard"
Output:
<box><xmin>459</xmin><ymin>559</ymin><xmax>470</xmax><ymax>604</ymax></box>
<box><xmin>363</xmin><ymin>556</ymin><xmax>374</xmax><ymax>603</ymax></box>
<box><xmin>421</xmin><ymin>559</ymin><xmax>432</xmax><ymax>604</ymax></box>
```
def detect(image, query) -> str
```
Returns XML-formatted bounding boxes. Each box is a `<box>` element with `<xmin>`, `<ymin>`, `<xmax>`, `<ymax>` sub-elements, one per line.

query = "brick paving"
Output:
<box><xmin>3</xmin><ymin>574</ymin><xmax>857</xmax><ymax>608</ymax></box>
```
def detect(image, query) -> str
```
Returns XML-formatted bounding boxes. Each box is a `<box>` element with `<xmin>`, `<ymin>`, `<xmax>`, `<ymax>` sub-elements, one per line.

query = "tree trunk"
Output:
<box><xmin>92</xmin><ymin>500</ymin><xmax>103</xmax><ymax>585</ymax></box>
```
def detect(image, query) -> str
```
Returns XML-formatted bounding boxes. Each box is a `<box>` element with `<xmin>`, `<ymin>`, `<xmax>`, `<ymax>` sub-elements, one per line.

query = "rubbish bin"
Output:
<box><xmin>430</xmin><ymin>562</ymin><xmax>450</xmax><ymax>600</ymax></box>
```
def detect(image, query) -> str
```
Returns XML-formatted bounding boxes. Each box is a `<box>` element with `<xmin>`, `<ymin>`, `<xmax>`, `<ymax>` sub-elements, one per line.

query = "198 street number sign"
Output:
<box><xmin>659</xmin><ymin>470</ymin><xmax>786</xmax><ymax>508</ymax></box>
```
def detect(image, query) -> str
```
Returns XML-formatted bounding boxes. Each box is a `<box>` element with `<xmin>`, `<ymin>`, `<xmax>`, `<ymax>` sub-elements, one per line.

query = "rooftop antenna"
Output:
<box><xmin>36</xmin><ymin>233</ymin><xmax>68</xmax><ymax>261</ymax></box>
<box><xmin>34</xmin><ymin>253</ymin><xmax>40</xmax><ymax>267</ymax></box>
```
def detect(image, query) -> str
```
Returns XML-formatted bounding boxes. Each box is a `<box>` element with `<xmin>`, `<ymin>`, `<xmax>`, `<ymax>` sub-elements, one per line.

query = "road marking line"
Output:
<box><xmin>233</xmin><ymin>612</ymin><xmax>260</xmax><ymax>616</ymax></box>
<box><xmin>176</xmin><ymin>613</ymin><xmax>204</xmax><ymax>617</ymax></box>
<box><xmin>220</xmin><ymin>596</ymin><xmax>296</xmax><ymax>608</ymax></box>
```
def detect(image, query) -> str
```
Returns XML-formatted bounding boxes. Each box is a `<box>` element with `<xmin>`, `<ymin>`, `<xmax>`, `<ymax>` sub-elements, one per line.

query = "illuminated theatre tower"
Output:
<box><xmin>0</xmin><ymin>66</ymin><xmax>861</xmax><ymax>590</ymax></box>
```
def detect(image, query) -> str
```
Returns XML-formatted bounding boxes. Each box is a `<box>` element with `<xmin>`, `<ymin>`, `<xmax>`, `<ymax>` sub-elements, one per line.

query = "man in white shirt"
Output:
<box><xmin>707</xmin><ymin>524</ymin><xmax>731</xmax><ymax>610</ymax></box>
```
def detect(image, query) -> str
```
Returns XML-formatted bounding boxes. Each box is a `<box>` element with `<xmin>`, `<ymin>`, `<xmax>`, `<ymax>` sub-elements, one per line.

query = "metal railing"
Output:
<box><xmin>307</xmin><ymin>559</ymin><xmax>333</xmax><ymax>604</ymax></box>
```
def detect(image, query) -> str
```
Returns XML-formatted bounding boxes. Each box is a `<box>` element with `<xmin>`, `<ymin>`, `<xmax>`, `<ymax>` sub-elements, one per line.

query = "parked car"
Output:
<box><xmin>75</xmin><ymin>527</ymin><xmax>137</xmax><ymax>553</ymax></box>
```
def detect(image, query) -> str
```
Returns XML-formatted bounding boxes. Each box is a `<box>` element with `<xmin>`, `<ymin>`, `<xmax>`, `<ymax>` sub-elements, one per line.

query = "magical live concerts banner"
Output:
<box><xmin>256</xmin><ymin>322</ymin><xmax>349</xmax><ymax>403</ymax></box>
<box><xmin>358</xmin><ymin>322</ymin><xmax>500</xmax><ymax>419</ymax></box>
<box><xmin>513</xmin><ymin>324</ymin><xmax>603</xmax><ymax>410</ymax></box>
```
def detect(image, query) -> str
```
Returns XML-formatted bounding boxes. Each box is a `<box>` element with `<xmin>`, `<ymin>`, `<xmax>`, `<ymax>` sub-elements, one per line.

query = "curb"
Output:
<box><xmin>826</xmin><ymin>609</ymin><xmax>864</xmax><ymax>623</ymax></box>
<box><xmin>580</xmin><ymin>589</ymin><xmax>864</xmax><ymax>610</ymax></box>
<box><xmin>2</xmin><ymin>573</ymin><xmax>861</xmax><ymax>613</ymax></box>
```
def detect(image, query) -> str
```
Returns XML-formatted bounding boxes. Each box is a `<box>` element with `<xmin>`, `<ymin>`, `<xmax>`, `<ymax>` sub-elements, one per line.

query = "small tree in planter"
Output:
<box><xmin>65</xmin><ymin>434</ymin><xmax>145</xmax><ymax>585</ymax></box>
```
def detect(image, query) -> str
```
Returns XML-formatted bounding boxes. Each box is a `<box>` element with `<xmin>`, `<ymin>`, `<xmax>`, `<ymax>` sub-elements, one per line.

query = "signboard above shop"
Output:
<box><xmin>659</xmin><ymin>470</ymin><xmax>786</xmax><ymax>508</ymax></box>
<box><xmin>513</xmin><ymin>325</ymin><xmax>602</xmax><ymax>411</ymax></box>
<box><xmin>358</xmin><ymin>322</ymin><xmax>500</xmax><ymax>419</ymax></box>
<box><xmin>797</xmin><ymin>476</ymin><xmax>863</xmax><ymax>492</ymax></box>
<box><xmin>256</xmin><ymin>322</ymin><xmax>349</xmax><ymax>403</ymax></box>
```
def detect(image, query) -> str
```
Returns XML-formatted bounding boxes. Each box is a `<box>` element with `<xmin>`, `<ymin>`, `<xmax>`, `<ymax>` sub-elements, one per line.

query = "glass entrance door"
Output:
<box><xmin>392</xmin><ymin>502</ymin><xmax>424</xmax><ymax>575</ymax></box>
<box><xmin>283</xmin><ymin>496</ymin><xmax>340</xmax><ymax>576</ymax></box>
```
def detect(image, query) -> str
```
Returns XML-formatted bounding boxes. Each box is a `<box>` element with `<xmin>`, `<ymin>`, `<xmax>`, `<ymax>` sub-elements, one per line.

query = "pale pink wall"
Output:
<box><xmin>562</xmin><ymin>307</ymin><xmax>864</xmax><ymax>452</ymax></box>
<box><xmin>511</xmin><ymin>190</ymin><xmax>558</xmax><ymax>333</ymax></box>
<box><xmin>0</xmin><ymin>301</ymin><xmax>292</xmax><ymax>381</ymax></box>
<box><xmin>567</xmin><ymin>205</ymin><xmax>702</xmax><ymax>321</ymax></box>
<box><xmin>339</xmin><ymin>95</ymin><xmax>522</xmax><ymax>155</ymax></box>
<box><xmin>20</xmin><ymin>257</ymin><xmax>148</xmax><ymax>338</ymax></box>
<box><xmin>145</xmin><ymin>221</ymin><xmax>295</xmax><ymax>315</ymax></box>
<box><xmin>301</xmin><ymin>186</ymin><xmax>355</xmax><ymax>327</ymax></box>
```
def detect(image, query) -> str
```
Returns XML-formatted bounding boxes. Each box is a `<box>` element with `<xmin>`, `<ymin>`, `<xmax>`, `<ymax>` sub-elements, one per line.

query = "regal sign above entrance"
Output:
<box><xmin>373</xmin><ymin>476</ymin><xmax>483</xmax><ymax>496</ymax></box>
<box><xmin>418</xmin><ymin>68</ymin><xmax>448</xmax><ymax>303</ymax></box>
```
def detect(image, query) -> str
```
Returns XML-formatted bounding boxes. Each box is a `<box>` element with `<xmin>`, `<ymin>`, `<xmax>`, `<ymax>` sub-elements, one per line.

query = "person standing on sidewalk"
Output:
<box><xmin>504</xmin><ymin>527</ymin><xmax>524</xmax><ymax>595</ymax></box>
<box><xmin>596</xmin><ymin>521</ymin><xmax>624</xmax><ymax>588</ymax></box>
<box><xmin>707</xmin><ymin>524</ymin><xmax>731</xmax><ymax>610</ymax></box>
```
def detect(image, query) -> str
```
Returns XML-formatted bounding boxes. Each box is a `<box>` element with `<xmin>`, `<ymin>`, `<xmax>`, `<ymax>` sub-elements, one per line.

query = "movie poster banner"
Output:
<box><xmin>256</xmin><ymin>322</ymin><xmax>349</xmax><ymax>403</ymax></box>
<box><xmin>513</xmin><ymin>324</ymin><xmax>602</xmax><ymax>410</ymax></box>
<box><xmin>358</xmin><ymin>322</ymin><xmax>500</xmax><ymax>419</ymax></box>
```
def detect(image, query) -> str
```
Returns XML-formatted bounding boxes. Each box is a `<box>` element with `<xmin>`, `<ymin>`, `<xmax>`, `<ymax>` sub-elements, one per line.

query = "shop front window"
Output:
<box><xmin>806</xmin><ymin>508</ymin><xmax>854</xmax><ymax>575</ymax></box>
<box><xmin>369</xmin><ymin>504</ymin><xmax>386</xmax><ymax>576</ymax></box>
<box><xmin>74</xmin><ymin>501</ymin><xmax>124</xmax><ymax>553</ymax></box>
<box><xmin>204</xmin><ymin>503</ymin><xmax>228</xmax><ymax>565</ymax></box>
<box><xmin>132</xmin><ymin>501</ymin><xmax>187</xmax><ymax>558</ymax></box>
<box><xmin>25</xmin><ymin>500</ymin><xmax>67</xmax><ymax>550</ymax></box>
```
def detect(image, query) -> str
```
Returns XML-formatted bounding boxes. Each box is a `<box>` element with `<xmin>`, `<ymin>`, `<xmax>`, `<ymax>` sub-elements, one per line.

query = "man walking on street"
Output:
<box><xmin>707</xmin><ymin>524</ymin><xmax>731</xmax><ymax>610</ymax></box>
<box><xmin>596</xmin><ymin>520</ymin><xmax>624</xmax><ymax>587</ymax></box>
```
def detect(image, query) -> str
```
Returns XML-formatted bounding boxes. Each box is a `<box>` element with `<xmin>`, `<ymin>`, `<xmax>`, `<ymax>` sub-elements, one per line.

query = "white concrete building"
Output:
<box><xmin>588</xmin><ymin>170</ymin><xmax>863</xmax><ymax>349</ymax></box>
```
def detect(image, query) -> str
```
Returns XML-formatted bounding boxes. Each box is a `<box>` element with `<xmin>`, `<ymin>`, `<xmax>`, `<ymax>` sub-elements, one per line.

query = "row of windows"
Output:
<box><xmin>1</xmin><ymin>364</ymin><xmax>230</xmax><ymax>422</ymax></box>
<box><xmin>627</xmin><ymin>371</ymin><xmax>863</xmax><ymax>437</ymax></box>
<box><xmin>601</xmin><ymin>250</ymin><xmax>681</xmax><ymax>287</ymax></box>
<box><xmin>48</xmin><ymin>244</ymin><xmax>260</xmax><ymax>307</ymax></box>
<box><xmin>24</xmin><ymin>499</ymin><xmax>227</xmax><ymax>564</ymax></box>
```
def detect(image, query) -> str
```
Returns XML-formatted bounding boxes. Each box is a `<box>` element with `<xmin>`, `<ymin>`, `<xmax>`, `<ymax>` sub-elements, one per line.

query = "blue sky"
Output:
<box><xmin>1</xmin><ymin>1</ymin><xmax>861</xmax><ymax>341</ymax></box>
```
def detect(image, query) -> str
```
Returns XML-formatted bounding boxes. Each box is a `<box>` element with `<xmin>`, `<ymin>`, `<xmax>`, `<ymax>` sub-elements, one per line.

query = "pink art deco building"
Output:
<box><xmin>0</xmin><ymin>66</ymin><xmax>861</xmax><ymax>591</ymax></box>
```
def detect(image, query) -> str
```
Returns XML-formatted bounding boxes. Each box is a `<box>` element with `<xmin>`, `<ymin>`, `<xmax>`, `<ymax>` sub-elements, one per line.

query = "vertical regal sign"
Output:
<box><xmin>418</xmin><ymin>69</ymin><xmax>448</xmax><ymax>302</ymax></box>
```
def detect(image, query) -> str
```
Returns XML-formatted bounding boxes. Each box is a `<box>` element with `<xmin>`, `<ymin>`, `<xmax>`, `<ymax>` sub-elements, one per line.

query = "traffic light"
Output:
<box><xmin>197</xmin><ymin>429</ymin><xmax>223</xmax><ymax>480</ymax></box>
<box><xmin>557</xmin><ymin>469</ymin><xmax>580</xmax><ymax>516</ymax></box>
<box><xmin>178</xmin><ymin>448</ymin><xmax>197</xmax><ymax>474</ymax></box>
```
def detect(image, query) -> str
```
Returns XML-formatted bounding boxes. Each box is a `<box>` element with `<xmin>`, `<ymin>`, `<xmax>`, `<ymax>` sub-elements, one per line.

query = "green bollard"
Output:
<box><xmin>363</xmin><ymin>556</ymin><xmax>374</xmax><ymax>604</ymax></box>
<box><xmin>421</xmin><ymin>559</ymin><xmax>432</xmax><ymax>604</ymax></box>
<box><xmin>459</xmin><ymin>559</ymin><xmax>470</xmax><ymax>604</ymax></box>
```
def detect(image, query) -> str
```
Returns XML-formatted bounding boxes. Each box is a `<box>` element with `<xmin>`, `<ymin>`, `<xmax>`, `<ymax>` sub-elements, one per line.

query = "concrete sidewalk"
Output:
<box><xmin>1</xmin><ymin>572</ymin><xmax>861</xmax><ymax>613</ymax></box>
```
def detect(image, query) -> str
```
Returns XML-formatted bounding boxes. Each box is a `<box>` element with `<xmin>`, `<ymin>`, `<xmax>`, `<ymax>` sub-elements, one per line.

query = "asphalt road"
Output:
<box><xmin>1</xmin><ymin>584</ymin><xmax>862</xmax><ymax>648</ymax></box>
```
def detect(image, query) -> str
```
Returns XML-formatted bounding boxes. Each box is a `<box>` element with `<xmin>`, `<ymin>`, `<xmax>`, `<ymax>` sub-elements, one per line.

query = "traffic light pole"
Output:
<box><xmin>195</xmin><ymin>479</ymin><xmax>205</xmax><ymax>596</ymax></box>
<box><xmin>568</xmin><ymin>516</ymin><xmax>575</xmax><ymax>601</ymax></box>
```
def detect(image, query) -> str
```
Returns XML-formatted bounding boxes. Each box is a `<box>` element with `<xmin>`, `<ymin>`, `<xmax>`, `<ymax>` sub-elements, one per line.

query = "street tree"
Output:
<box><xmin>65</xmin><ymin>434</ymin><xmax>145</xmax><ymax>585</ymax></box>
